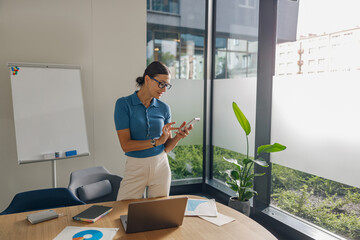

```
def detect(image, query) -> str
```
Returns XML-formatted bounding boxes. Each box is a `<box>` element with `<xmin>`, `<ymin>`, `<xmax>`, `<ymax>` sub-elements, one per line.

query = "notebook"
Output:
<box><xmin>73</xmin><ymin>205</ymin><xmax>113</xmax><ymax>223</ymax></box>
<box><xmin>120</xmin><ymin>197</ymin><xmax>188</xmax><ymax>233</ymax></box>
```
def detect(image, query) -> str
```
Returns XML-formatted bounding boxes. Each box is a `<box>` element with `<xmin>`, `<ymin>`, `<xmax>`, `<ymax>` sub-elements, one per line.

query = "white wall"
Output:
<box><xmin>0</xmin><ymin>0</ymin><xmax>146</xmax><ymax>211</ymax></box>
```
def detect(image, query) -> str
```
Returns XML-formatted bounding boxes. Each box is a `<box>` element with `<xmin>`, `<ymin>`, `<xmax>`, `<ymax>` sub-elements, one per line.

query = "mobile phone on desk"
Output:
<box><xmin>27</xmin><ymin>210</ymin><xmax>59</xmax><ymax>224</ymax></box>
<box><xmin>181</xmin><ymin>118</ymin><xmax>200</xmax><ymax>131</ymax></box>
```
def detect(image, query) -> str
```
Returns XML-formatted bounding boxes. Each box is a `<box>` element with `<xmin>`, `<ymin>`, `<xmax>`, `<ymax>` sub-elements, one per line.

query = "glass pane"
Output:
<box><xmin>180</xmin><ymin>33</ymin><xmax>205</xmax><ymax>80</ymax></box>
<box><xmin>215</xmin><ymin>50</ymin><xmax>226</xmax><ymax>79</ymax></box>
<box><xmin>152</xmin><ymin>0</ymin><xmax>179</xmax><ymax>14</ymax></box>
<box><xmin>272</xmin><ymin>0</ymin><xmax>360</xmax><ymax>239</ymax></box>
<box><xmin>214</xmin><ymin>0</ymin><xmax>259</xmax><ymax>79</ymax></box>
<box><xmin>227</xmin><ymin>38</ymin><xmax>247</xmax><ymax>51</ymax></box>
<box><xmin>212</xmin><ymin>0</ymin><xmax>259</xmax><ymax>189</ymax></box>
<box><xmin>153</xmin><ymin>31</ymin><xmax>180</xmax><ymax>78</ymax></box>
<box><xmin>227</xmin><ymin>52</ymin><xmax>248</xmax><ymax>78</ymax></box>
<box><xmin>147</xmin><ymin>0</ymin><xmax>205</xmax><ymax>181</ymax></box>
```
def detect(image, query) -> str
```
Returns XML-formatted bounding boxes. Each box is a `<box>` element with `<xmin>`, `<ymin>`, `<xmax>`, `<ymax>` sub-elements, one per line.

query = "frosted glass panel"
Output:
<box><xmin>271</xmin><ymin>72</ymin><xmax>360</xmax><ymax>188</ymax></box>
<box><xmin>213</xmin><ymin>78</ymin><xmax>257</xmax><ymax>155</ymax></box>
<box><xmin>161</xmin><ymin>79</ymin><xmax>203</xmax><ymax>146</ymax></box>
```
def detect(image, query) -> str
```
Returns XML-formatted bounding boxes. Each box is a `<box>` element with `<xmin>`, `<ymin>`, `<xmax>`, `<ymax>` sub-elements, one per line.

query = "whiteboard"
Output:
<box><xmin>9</xmin><ymin>63</ymin><xmax>89</xmax><ymax>164</ymax></box>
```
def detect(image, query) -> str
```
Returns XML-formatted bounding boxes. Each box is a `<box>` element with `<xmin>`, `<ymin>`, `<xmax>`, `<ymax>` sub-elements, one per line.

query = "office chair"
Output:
<box><xmin>68</xmin><ymin>166</ymin><xmax>122</xmax><ymax>204</ymax></box>
<box><xmin>0</xmin><ymin>188</ymin><xmax>85</xmax><ymax>215</ymax></box>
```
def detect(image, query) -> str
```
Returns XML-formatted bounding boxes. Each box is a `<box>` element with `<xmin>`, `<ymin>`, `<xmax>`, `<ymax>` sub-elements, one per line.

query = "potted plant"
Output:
<box><xmin>223</xmin><ymin>102</ymin><xmax>286</xmax><ymax>216</ymax></box>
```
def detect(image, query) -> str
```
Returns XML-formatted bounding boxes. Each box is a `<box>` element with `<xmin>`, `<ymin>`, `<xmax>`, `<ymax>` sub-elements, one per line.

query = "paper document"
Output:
<box><xmin>185</xmin><ymin>198</ymin><xmax>218</xmax><ymax>217</ymax></box>
<box><xmin>53</xmin><ymin>226</ymin><xmax>118</xmax><ymax>240</ymax></box>
<box><xmin>200</xmin><ymin>213</ymin><xmax>236</xmax><ymax>226</ymax></box>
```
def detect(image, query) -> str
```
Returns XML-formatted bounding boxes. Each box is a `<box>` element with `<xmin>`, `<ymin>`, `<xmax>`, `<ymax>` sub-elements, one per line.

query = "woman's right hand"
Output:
<box><xmin>158</xmin><ymin>122</ymin><xmax>177</xmax><ymax>145</ymax></box>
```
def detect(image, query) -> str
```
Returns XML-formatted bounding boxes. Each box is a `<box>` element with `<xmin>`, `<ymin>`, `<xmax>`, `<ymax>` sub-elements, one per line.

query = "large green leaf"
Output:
<box><xmin>223</xmin><ymin>170</ymin><xmax>232</xmax><ymax>178</ymax></box>
<box><xmin>244</xmin><ymin>181</ymin><xmax>253</xmax><ymax>188</ymax></box>
<box><xmin>226</xmin><ymin>181</ymin><xmax>239</xmax><ymax>192</ymax></box>
<box><xmin>223</xmin><ymin>157</ymin><xmax>243</xmax><ymax>172</ymax></box>
<box><xmin>240</xmin><ymin>187</ymin><xmax>257</xmax><ymax>201</ymax></box>
<box><xmin>257</xmin><ymin>143</ymin><xmax>287</xmax><ymax>155</ymax></box>
<box><xmin>253</xmin><ymin>158</ymin><xmax>269</xmax><ymax>167</ymax></box>
<box><xmin>243</xmin><ymin>171</ymin><xmax>267</xmax><ymax>182</ymax></box>
<box><xmin>242</xmin><ymin>158</ymin><xmax>252</xmax><ymax>165</ymax></box>
<box><xmin>224</xmin><ymin>170</ymin><xmax>241</xmax><ymax>184</ymax></box>
<box><xmin>240</xmin><ymin>187</ymin><xmax>257</xmax><ymax>193</ymax></box>
<box><xmin>232</xmin><ymin>102</ymin><xmax>251</xmax><ymax>136</ymax></box>
<box><xmin>230</xmin><ymin>170</ymin><xmax>240</xmax><ymax>180</ymax></box>
<box><xmin>254</xmin><ymin>173</ymin><xmax>266</xmax><ymax>177</ymax></box>
<box><xmin>245</xmin><ymin>174</ymin><xmax>255</xmax><ymax>182</ymax></box>
<box><xmin>242</xmin><ymin>191</ymin><xmax>255</xmax><ymax>201</ymax></box>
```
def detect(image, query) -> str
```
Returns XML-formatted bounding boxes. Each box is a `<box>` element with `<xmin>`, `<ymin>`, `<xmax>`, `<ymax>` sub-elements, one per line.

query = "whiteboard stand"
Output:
<box><xmin>19</xmin><ymin>153</ymin><xmax>90</xmax><ymax>188</ymax></box>
<box><xmin>52</xmin><ymin>160</ymin><xmax>57</xmax><ymax>188</ymax></box>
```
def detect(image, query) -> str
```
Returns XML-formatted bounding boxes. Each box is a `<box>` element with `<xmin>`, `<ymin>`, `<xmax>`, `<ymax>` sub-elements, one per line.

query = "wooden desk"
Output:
<box><xmin>0</xmin><ymin>195</ymin><xmax>276</xmax><ymax>240</ymax></box>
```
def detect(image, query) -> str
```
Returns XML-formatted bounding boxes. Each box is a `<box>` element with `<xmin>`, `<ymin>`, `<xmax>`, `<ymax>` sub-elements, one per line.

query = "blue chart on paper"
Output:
<box><xmin>72</xmin><ymin>229</ymin><xmax>103</xmax><ymax>240</ymax></box>
<box><xmin>187</xmin><ymin>199</ymin><xmax>207</xmax><ymax>211</ymax></box>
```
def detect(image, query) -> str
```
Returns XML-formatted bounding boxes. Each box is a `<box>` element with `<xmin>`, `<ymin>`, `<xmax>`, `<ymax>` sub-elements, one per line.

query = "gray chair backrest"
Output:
<box><xmin>68</xmin><ymin>166</ymin><xmax>122</xmax><ymax>204</ymax></box>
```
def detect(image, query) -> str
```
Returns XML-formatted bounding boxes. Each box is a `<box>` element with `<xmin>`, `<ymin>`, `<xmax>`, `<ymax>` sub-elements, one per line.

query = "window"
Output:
<box><xmin>180</xmin><ymin>33</ymin><xmax>205</xmax><ymax>80</ymax></box>
<box><xmin>152</xmin><ymin>31</ymin><xmax>180</xmax><ymax>78</ymax></box>
<box><xmin>215</xmin><ymin>38</ymin><xmax>257</xmax><ymax>79</ymax></box>
<box><xmin>318</xmin><ymin>45</ymin><xmax>326</xmax><ymax>54</ymax></box>
<box><xmin>273</xmin><ymin>1</ymin><xmax>360</xmax><ymax>239</ymax></box>
<box><xmin>308</xmin><ymin>59</ymin><xmax>315</xmax><ymax>65</ymax></box>
<box><xmin>149</xmin><ymin>0</ymin><xmax>180</xmax><ymax>14</ymax></box>
<box><xmin>228</xmin><ymin>38</ymin><xmax>247</xmax><ymax>51</ymax></box>
<box><xmin>287</xmin><ymin>51</ymin><xmax>291</xmax><ymax>58</ymax></box>
<box><xmin>212</xmin><ymin>0</ymin><xmax>259</xmax><ymax>186</ymax></box>
<box><xmin>148</xmin><ymin>1</ymin><xmax>360</xmax><ymax>239</ymax></box>
<box><xmin>146</xmin><ymin>0</ymin><xmax>205</xmax><ymax>182</ymax></box>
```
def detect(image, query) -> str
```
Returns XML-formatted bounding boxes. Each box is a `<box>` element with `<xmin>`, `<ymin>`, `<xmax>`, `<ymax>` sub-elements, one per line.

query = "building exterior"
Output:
<box><xmin>275</xmin><ymin>27</ymin><xmax>360</xmax><ymax>76</ymax></box>
<box><xmin>147</xmin><ymin>0</ymin><xmax>299</xmax><ymax>79</ymax></box>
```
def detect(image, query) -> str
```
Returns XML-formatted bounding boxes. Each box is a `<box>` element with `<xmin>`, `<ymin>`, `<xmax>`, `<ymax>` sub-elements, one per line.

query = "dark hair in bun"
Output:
<box><xmin>136</xmin><ymin>76</ymin><xmax>144</xmax><ymax>86</ymax></box>
<box><xmin>136</xmin><ymin>61</ymin><xmax>171</xmax><ymax>87</ymax></box>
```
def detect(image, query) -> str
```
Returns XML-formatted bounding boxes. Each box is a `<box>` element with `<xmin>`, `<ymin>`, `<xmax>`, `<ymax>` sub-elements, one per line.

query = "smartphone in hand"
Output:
<box><xmin>181</xmin><ymin>118</ymin><xmax>200</xmax><ymax>131</ymax></box>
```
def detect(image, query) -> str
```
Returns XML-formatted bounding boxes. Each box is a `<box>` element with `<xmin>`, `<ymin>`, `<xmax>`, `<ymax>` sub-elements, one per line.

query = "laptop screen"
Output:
<box><xmin>120</xmin><ymin>197</ymin><xmax>188</xmax><ymax>233</ymax></box>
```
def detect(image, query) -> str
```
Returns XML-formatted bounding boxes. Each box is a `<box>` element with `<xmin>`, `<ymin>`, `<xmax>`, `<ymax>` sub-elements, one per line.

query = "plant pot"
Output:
<box><xmin>228</xmin><ymin>197</ymin><xmax>250</xmax><ymax>216</ymax></box>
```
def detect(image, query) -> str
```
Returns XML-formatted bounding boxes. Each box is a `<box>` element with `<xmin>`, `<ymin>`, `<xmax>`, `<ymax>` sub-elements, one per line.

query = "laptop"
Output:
<box><xmin>120</xmin><ymin>197</ymin><xmax>188</xmax><ymax>233</ymax></box>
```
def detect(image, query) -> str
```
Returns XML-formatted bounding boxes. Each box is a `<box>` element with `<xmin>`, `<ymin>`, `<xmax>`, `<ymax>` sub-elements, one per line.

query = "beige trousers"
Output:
<box><xmin>117</xmin><ymin>151</ymin><xmax>171</xmax><ymax>200</ymax></box>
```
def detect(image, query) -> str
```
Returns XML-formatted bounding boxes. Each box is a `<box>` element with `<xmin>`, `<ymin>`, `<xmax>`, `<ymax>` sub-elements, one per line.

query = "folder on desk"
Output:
<box><xmin>73</xmin><ymin>205</ymin><xmax>112</xmax><ymax>223</ymax></box>
<box><xmin>185</xmin><ymin>198</ymin><xmax>218</xmax><ymax>217</ymax></box>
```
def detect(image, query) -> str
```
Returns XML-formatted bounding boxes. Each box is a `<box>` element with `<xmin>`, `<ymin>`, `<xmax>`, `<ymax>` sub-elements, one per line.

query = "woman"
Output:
<box><xmin>114</xmin><ymin>61</ymin><xmax>193</xmax><ymax>200</ymax></box>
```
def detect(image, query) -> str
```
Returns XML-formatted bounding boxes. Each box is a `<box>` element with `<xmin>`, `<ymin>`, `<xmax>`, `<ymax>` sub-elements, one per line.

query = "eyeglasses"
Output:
<box><xmin>150</xmin><ymin>76</ymin><xmax>172</xmax><ymax>90</ymax></box>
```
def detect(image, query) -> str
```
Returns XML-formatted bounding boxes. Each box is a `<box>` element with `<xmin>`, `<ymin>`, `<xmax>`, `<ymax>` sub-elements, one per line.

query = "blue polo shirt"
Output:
<box><xmin>114</xmin><ymin>91</ymin><xmax>171</xmax><ymax>158</ymax></box>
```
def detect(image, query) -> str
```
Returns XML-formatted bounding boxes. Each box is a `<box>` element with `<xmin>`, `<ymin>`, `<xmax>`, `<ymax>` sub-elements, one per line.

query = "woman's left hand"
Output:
<box><xmin>175</xmin><ymin>121</ymin><xmax>193</xmax><ymax>139</ymax></box>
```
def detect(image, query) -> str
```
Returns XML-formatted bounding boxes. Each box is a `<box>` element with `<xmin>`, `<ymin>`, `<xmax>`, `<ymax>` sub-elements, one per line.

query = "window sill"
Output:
<box><xmin>258</xmin><ymin>205</ymin><xmax>346</xmax><ymax>240</ymax></box>
<box><xmin>171</xmin><ymin>177</ymin><xmax>202</xmax><ymax>186</ymax></box>
<box><xmin>170</xmin><ymin>178</ymin><xmax>346</xmax><ymax>239</ymax></box>
<box><xmin>205</xmin><ymin>179</ymin><xmax>345</xmax><ymax>240</ymax></box>
<box><xmin>147</xmin><ymin>10</ymin><xmax>181</xmax><ymax>17</ymax></box>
